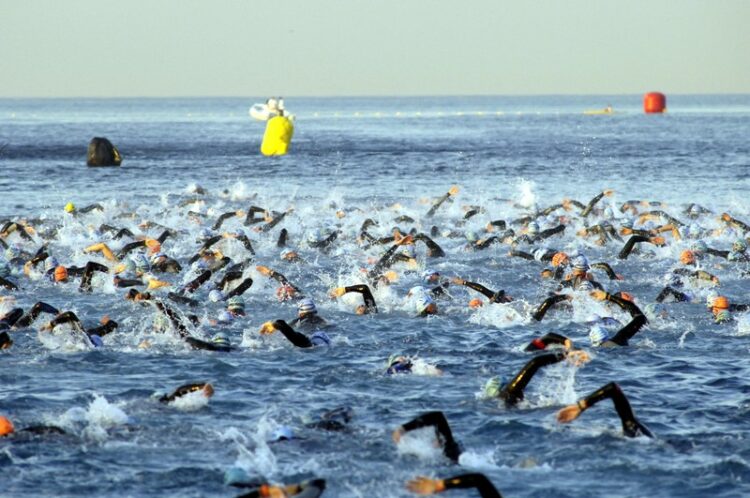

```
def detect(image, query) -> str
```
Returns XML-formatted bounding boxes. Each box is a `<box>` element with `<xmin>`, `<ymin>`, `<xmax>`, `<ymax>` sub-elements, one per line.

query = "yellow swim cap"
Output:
<box><xmin>64</xmin><ymin>202</ymin><xmax>76</xmax><ymax>213</ymax></box>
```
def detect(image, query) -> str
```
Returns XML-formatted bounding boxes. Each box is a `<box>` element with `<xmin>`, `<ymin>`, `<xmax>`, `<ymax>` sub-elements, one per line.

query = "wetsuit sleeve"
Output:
<box><xmin>581</xmin><ymin>382</ymin><xmax>653</xmax><ymax>438</ymax></box>
<box><xmin>442</xmin><ymin>473</ymin><xmax>503</xmax><ymax>498</ymax></box>
<box><xmin>309</xmin><ymin>231</ymin><xmax>339</xmax><ymax>249</ymax></box>
<box><xmin>236</xmin><ymin>235</ymin><xmax>256</xmax><ymax>255</ymax></box>
<box><xmin>79</xmin><ymin>203</ymin><xmax>104</xmax><ymax>214</ymax></box>
<box><xmin>730</xmin><ymin>304</ymin><xmax>750</xmax><ymax>312</ymax></box>
<box><xmin>182</xmin><ymin>270</ymin><xmax>212</xmax><ymax>293</ymax></box>
<box><xmin>655</xmin><ymin>286</ymin><xmax>691</xmax><ymax>303</ymax></box>
<box><xmin>532</xmin><ymin>294</ymin><xmax>571</xmax><ymax>321</ymax></box>
<box><xmin>79</xmin><ymin>261</ymin><xmax>109</xmax><ymax>292</ymax></box>
<box><xmin>243</xmin><ymin>205</ymin><xmax>268</xmax><ymax>225</ymax></box>
<box><xmin>367</xmin><ymin>243</ymin><xmax>400</xmax><ymax>282</ymax></box>
<box><xmin>212</xmin><ymin>211</ymin><xmax>237</xmax><ymax>230</ymax></box>
<box><xmin>48</xmin><ymin>311</ymin><xmax>85</xmax><ymax>332</ymax></box>
<box><xmin>86</xmin><ymin>320</ymin><xmax>118</xmax><ymax>338</ymax></box>
<box><xmin>261</xmin><ymin>211</ymin><xmax>288</xmax><ymax>232</ymax></box>
<box><xmin>539</xmin><ymin>203</ymin><xmax>563</xmax><ymax>216</ymax></box>
<box><xmin>524</xmin><ymin>332</ymin><xmax>570</xmax><ymax>351</ymax></box>
<box><xmin>400</xmin><ymin>411</ymin><xmax>461</xmax><ymax>462</ymax></box>
<box><xmin>705</xmin><ymin>248</ymin><xmax>729</xmax><ymax>259</ymax></box>
<box><xmin>475</xmin><ymin>236</ymin><xmax>499</xmax><ymax>250</ymax></box>
<box><xmin>618</xmin><ymin>235</ymin><xmax>651</xmax><ymax>260</ymax></box>
<box><xmin>344</xmin><ymin>284</ymin><xmax>378</xmax><ymax>313</ymax></box>
<box><xmin>430</xmin><ymin>282</ymin><xmax>451</xmax><ymax>298</ymax></box>
<box><xmin>266</xmin><ymin>270</ymin><xmax>301</xmax><ymax>294</ymax></box>
<box><xmin>154</xmin><ymin>302</ymin><xmax>190</xmax><ymax>338</ymax></box>
<box><xmin>277</xmin><ymin>228</ymin><xmax>288</xmax><ymax>247</ymax></box>
<box><xmin>185</xmin><ymin>336</ymin><xmax>231</xmax><ymax>352</ymax></box>
<box><xmin>225</xmin><ymin>278</ymin><xmax>253</xmax><ymax>299</ymax></box>
<box><xmin>509</xmin><ymin>250</ymin><xmax>535</xmax><ymax>261</ymax></box>
<box><xmin>581</xmin><ymin>191</ymin><xmax>606</xmax><ymax>217</ymax></box>
<box><xmin>609</xmin><ymin>314</ymin><xmax>647</xmax><ymax>346</ymax></box>
<box><xmin>14</xmin><ymin>302</ymin><xmax>59</xmax><ymax>328</ymax></box>
<box><xmin>216</xmin><ymin>271</ymin><xmax>243</xmax><ymax>290</ymax></box>
<box><xmin>0</xmin><ymin>276</ymin><xmax>18</xmax><ymax>291</ymax></box>
<box><xmin>159</xmin><ymin>382</ymin><xmax>208</xmax><ymax>403</ymax></box>
<box><xmin>167</xmin><ymin>292</ymin><xmax>200</xmax><ymax>307</ymax></box>
<box><xmin>117</xmin><ymin>240</ymin><xmax>147</xmax><ymax>259</ymax></box>
<box><xmin>273</xmin><ymin>320</ymin><xmax>313</xmax><ymax>348</ymax></box>
<box><xmin>1</xmin><ymin>308</ymin><xmax>24</xmax><ymax>329</ymax></box>
<box><xmin>537</xmin><ymin>224</ymin><xmax>566</xmax><ymax>240</ymax></box>
<box><xmin>502</xmin><ymin>352</ymin><xmax>566</xmax><ymax>404</ymax></box>
<box><xmin>189</xmin><ymin>236</ymin><xmax>223</xmax><ymax>263</ymax></box>
<box><xmin>462</xmin><ymin>281</ymin><xmax>496</xmax><ymax>300</ymax></box>
<box><xmin>413</xmin><ymin>233</ymin><xmax>445</xmax><ymax>258</ymax></box>
<box><xmin>591</xmin><ymin>262</ymin><xmax>619</xmax><ymax>280</ymax></box>
<box><xmin>426</xmin><ymin>191</ymin><xmax>453</xmax><ymax>217</ymax></box>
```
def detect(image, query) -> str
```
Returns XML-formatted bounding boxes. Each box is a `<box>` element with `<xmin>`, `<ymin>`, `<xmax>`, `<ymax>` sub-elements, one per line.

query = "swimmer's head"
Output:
<box><xmin>526</xmin><ymin>221</ymin><xmax>539</xmax><ymax>236</ymax></box>
<box><xmin>680</xmin><ymin>250</ymin><xmax>696</xmax><ymax>265</ymax></box>
<box><xmin>690</xmin><ymin>240</ymin><xmax>708</xmax><ymax>255</ymax></box>
<box><xmin>227</xmin><ymin>296</ymin><xmax>245</xmax><ymax>315</ymax></box>
<box><xmin>280</xmin><ymin>248</ymin><xmax>299</xmax><ymax>262</ymax></box>
<box><xmin>270</xmin><ymin>425</ymin><xmax>294</xmax><ymax>442</ymax></box>
<box><xmin>482</xmin><ymin>376</ymin><xmax>504</xmax><ymax>398</ymax></box>
<box><xmin>208</xmin><ymin>289</ymin><xmax>225</xmax><ymax>303</ymax></box>
<box><xmin>468</xmin><ymin>298</ymin><xmax>484</xmax><ymax>309</ymax></box>
<box><xmin>465</xmin><ymin>230</ymin><xmax>479</xmax><ymax>243</ymax></box>
<box><xmin>54</xmin><ymin>265</ymin><xmax>68</xmax><ymax>282</ymax></box>
<box><xmin>0</xmin><ymin>415</ymin><xmax>14</xmax><ymax>437</ymax></box>
<box><xmin>571</xmin><ymin>255</ymin><xmax>589</xmax><ymax>275</ymax></box>
<box><xmin>297</xmin><ymin>298</ymin><xmax>317</xmax><ymax>317</ymax></box>
<box><xmin>64</xmin><ymin>202</ymin><xmax>76</xmax><ymax>214</ymax></box>
<box><xmin>276</xmin><ymin>284</ymin><xmax>297</xmax><ymax>301</ymax></box>
<box><xmin>422</xmin><ymin>269</ymin><xmax>440</xmax><ymax>284</ymax></box>
<box><xmin>416</xmin><ymin>295</ymin><xmax>437</xmax><ymax>315</ymax></box>
<box><xmin>705</xmin><ymin>290</ymin><xmax>719</xmax><ymax>309</ymax></box>
<box><xmin>712</xmin><ymin>296</ymin><xmax>729</xmax><ymax>315</ymax></box>
<box><xmin>732</xmin><ymin>239</ymin><xmax>748</xmax><ymax>253</ymax></box>
<box><xmin>212</xmin><ymin>331</ymin><xmax>231</xmax><ymax>346</ymax></box>
<box><xmin>589</xmin><ymin>324</ymin><xmax>610</xmax><ymax>347</ymax></box>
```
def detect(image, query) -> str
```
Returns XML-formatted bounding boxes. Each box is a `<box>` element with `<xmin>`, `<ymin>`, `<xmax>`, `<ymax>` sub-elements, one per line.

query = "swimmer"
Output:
<box><xmin>330</xmin><ymin>284</ymin><xmax>378</xmax><ymax>314</ymax></box>
<box><xmin>557</xmin><ymin>382</ymin><xmax>653</xmax><ymax>438</ymax></box>
<box><xmin>290</xmin><ymin>298</ymin><xmax>327</xmax><ymax>328</ymax></box>
<box><xmin>158</xmin><ymin>382</ymin><xmax>214</xmax><ymax>403</ymax></box>
<box><xmin>393</xmin><ymin>411</ymin><xmax>462</xmax><ymax>463</ymax></box>
<box><xmin>451</xmin><ymin>276</ymin><xmax>511</xmax><ymax>305</ymax></box>
<box><xmin>406</xmin><ymin>473</ymin><xmax>502</xmax><ymax>497</ymax></box>
<box><xmin>40</xmin><ymin>311</ymin><xmax>118</xmax><ymax>347</ymax></box>
<box><xmin>259</xmin><ymin>320</ymin><xmax>331</xmax><ymax>348</ymax></box>
<box><xmin>234</xmin><ymin>478</ymin><xmax>326</xmax><ymax>498</ymax></box>
<box><xmin>483</xmin><ymin>350</ymin><xmax>589</xmax><ymax>405</ymax></box>
<box><xmin>0</xmin><ymin>415</ymin><xmax>67</xmax><ymax>438</ymax></box>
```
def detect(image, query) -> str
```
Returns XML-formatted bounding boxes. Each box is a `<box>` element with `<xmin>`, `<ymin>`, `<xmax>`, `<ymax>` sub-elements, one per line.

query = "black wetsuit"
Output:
<box><xmin>499</xmin><ymin>352</ymin><xmax>567</xmax><ymax>405</ymax></box>
<box><xmin>439</xmin><ymin>473</ymin><xmax>503</xmax><ymax>498</ymax></box>
<box><xmin>579</xmin><ymin>382</ymin><xmax>653</xmax><ymax>438</ymax></box>
<box><xmin>159</xmin><ymin>382</ymin><xmax>211</xmax><ymax>403</ymax></box>
<box><xmin>458</xmin><ymin>280</ymin><xmax>511</xmax><ymax>304</ymax></box>
<box><xmin>399</xmin><ymin>411</ymin><xmax>462</xmax><ymax>462</ymax></box>
<box><xmin>236</xmin><ymin>479</ymin><xmax>326</xmax><ymax>498</ymax></box>
<box><xmin>341</xmin><ymin>284</ymin><xmax>378</xmax><ymax>313</ymax></box>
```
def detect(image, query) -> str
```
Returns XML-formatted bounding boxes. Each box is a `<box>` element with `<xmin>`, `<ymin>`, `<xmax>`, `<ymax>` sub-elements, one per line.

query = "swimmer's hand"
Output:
<box><xmin>406</xmin><ymin>476</ymin><xmax>446</xmax><ymax>495</ymax></box>
<box><xmin>557</xmin><ymin>402</ymin><xmax>584</xmax><ymax>423</ymax></box>
<box><xmin>448</xmin><ymin>185</ymin><xmax>460</xmax><ymax>196</ymax></box>
<box><xmin>565</xmin><ymin>350</ymin><xmax>590</xmax><ymax>366</ymax></box>
<box><xmin>256</xmin><ymin>265</ymin><xmax>272</xmax><ymax>276</ymax></box>
<box><xmin>259</xmin><ymin>321</ymin><xmax>277</xmax><ymax>335</ymax></box>
<box><xmin>395</xmin><ymin>234</ymin><xmax>413</xmax><ymax>246</ymax></box>
<box><xmin>649</xmin><ymin>236</ymin><xmax>666</xmax><ymax>246</ymax></box>
<box><xmin>392</xmin><ymin>427</ymin><xmax>404</xmax><ymax>443</ymax></box>
<box><xmin>603</xmin><ymin>189</ymin><xmax>614</xmax><ymax>197</ymax></box>
<box><xmin>589</xmin><ymin>290</ymin><xmax>608</xmax><ymax>301</ymax></box>
<box><xmin>451</xmin><ymin>277</ymin><xmax>465</xmax><ymax>286</ymax></box>
<box><xmin>330</xmin><ymin>287</ymin><xmax>346</xmax><ymax>299</ymax></box>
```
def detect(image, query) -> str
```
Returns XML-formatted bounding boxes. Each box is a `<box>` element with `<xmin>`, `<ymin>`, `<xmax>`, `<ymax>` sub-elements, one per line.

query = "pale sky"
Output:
<box><xmin>2</xmin><ymin>0</ymin><xmax>748</xmax><ymax>97</ymax></box>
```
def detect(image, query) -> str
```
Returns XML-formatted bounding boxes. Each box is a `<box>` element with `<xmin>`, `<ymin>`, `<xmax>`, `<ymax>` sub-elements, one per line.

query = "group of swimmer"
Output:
<box><xmin>1</xmin><ymin>183</ymin><xmax>748</xmax><ymax>497</ymax></box>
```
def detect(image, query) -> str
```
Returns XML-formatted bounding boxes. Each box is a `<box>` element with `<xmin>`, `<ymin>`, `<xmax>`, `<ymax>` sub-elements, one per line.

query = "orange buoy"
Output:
<box><xmin>644</xmin><ymin>92</ymin><xmax>666</xmax><ymax>113</ymax></box>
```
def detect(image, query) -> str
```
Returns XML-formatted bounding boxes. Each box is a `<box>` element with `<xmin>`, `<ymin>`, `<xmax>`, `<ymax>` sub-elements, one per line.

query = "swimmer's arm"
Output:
<box><xmin>212</xmin><ymin>211</ymin><xmax>240</xmax><ymax>230</ymax></box>
<box><xmin>610</xmin><ymin>313</ymin><xmax>647</xmax><ymax>346</ymax></box>
<box><xmin>182</xmin><ymin>270</ymin><xmax>212</xmax><ymax>293</ymax></box>
<box><xmin>117</xmin><ymin>240</ymin><xmax>146</xmax><ymax>260</ymax></box>
<box><xmin>590</xmin><ymin>262</ymin><xmax>621</xmax><ymax>280</ymax></box>
<box><xmin>455</xmin><ymin>279</ymin><xmax>496</xmax><ymax>300</ymax></box>
<box><xmin>225</xmin><ymin>278</ymin><xmax>254</xmax><ymax>299</ymax></box>
<box><xmin>272</xmin><ymin>320</ymin><xmax>313</xmax><ymax>348</ymax></box>
<box><xmin>79</xmin><ymin>261</ymin><xmax>110</xmax><ymax>292</ymax></box>
<box><xmin>475</xmin><ymin>236</ymin><xmax>499</xmax><ymax>250</ymax></box>
<box><xmin>536</xmin><ymin>224</ymin><xmax>566</xmax><ymax>240</ymax></box>
<box><xmin>504</xmin><ymin>351</ymin><xmax>566</xmax><ymax>400</ymax></box>
<box><xmin>397</xmin><ymin>411</ymin><xmax>456</xmax><ymax>448</ymax></box>
<box><xmin>655</xmin><ymin>286</ymin><xmax>691</xmax><ymax>303</ymax></box>
<box><xmin>524</xmin><ymin>332</ymin><xmax>572</xmax><ymax>352</ymax></box>
<box><xmin>406</xmin><ymin>473</ymin><xmax>502</xmax><ymax>498</ymax></box>
<box><xmin>86</xmin><ymin>318</ymin><xmax>118</xmax><ymax>338</ymax></box>
<box><xmin>413</xmin><ymin>233</ymin><xmax>445</xmax><ymax>258</ymax></box>
<box><xmin>344</xmin><ymin>284</ymin><xmax>378</xmax><ymax>312</ymax></box>
<box><xmin>705</xmin><ymin>248</ymin><xmax>729</xmax><ymax>259</ymax></box>
<box><xmin>15</xmin><ymin>301</ymin><xmax>59</xmax><ymax>328</ymax></box>
<box><xmin>564</xmin><ymin>382</ymin><xmax>652</xmax><ymax>438</ymax></box>
<box><xmin>426</xmin><ymin>186</ymin><xmax>459</xmax><ymax>218</ymax></box>
<box><xmin>44</xmin><ymin>311</ymin><xmax>84</xmax><ymax>333</ymax></box>
<box><xmin>539</xmin><ymin>203</ymin><xmax>563</xmax><ymax>216</ymax></box>
<box><xmin>531</xmin><ymin>294</ymin><xmax>572</xmax><ymax>322</ymax></box>
<box><xmin>581</xmin><ymin>190</ymin><xmax>612</xmax><ymax>217</ymax></box>
<box><xmin>508</xmin><ymin>250</ymin><xmax>534</xmax><ymax>261</ymax></box>
<box><xmin>260</xmin><ymin>211</ymin><xmax>288</xmax><ymax>232</ymax></box>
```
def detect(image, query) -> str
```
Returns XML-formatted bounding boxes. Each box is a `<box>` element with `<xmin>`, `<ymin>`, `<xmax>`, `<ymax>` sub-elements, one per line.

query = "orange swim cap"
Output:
<box><xmin>680</xmin><ymin>250</ymin><xmax>695</xmax><ymax>265</ymax></box>
<box><xmin>551</xmin><ymin>252</ymin><xmax>569</xmax><ymax>267</ymax></box>
<box><xmin>469</xmin><ymin>298</ymin><xmax>484</xmax><ymax>309</ymax></box>
<box><xmin>0</xmin><ymin>416</ymin><xmax>14</xmax><ymax>437</ymax></box>
<box><xmin>54</xmin><ymin>265</ymin><xmax>68</xmax><ymax>282</ymax></box>
<box><xmin>713</xmin><ymin>296</ymin><xmax>729</xmax><ymax>310</ymax></box>
<box><xmin>145</xmin><ymin>239</ymin><xmax>161</xmax><ymax>254</ymax></box>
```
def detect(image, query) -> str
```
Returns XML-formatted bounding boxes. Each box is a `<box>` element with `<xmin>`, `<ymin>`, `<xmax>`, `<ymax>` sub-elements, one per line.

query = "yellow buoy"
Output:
<box><xmin>260</xmin><ymin>115</ymin><xmax>294</xmax><ymax>156</ymax></box>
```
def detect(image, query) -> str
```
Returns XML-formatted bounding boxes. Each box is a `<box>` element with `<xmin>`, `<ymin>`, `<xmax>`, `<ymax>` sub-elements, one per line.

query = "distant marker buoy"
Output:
<box><xmin>644</xmin><ymin>92</ymin><xmax>666</xmax><ymax>113</ymax></box>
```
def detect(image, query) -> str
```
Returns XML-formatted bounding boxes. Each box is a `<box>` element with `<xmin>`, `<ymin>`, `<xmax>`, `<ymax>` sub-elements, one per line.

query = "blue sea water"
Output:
<box><xmin>1</xmin><ymin>95</ymin><xmax>750</xmax><ymax>497</ymax></box>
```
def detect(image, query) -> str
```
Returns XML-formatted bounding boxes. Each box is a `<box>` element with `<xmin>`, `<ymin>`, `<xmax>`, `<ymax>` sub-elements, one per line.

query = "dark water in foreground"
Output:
<box><xmin>1</xmin><ymin>95</ymin><xmax>750</xmax><ymax>497</ymax></box>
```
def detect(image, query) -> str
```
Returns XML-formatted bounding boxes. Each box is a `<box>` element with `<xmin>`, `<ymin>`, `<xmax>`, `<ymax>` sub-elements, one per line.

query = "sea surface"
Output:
<box><xmin>1</xmin><ymin>95</ymin><xmax>750</xmax><ymax>497</ymax></box>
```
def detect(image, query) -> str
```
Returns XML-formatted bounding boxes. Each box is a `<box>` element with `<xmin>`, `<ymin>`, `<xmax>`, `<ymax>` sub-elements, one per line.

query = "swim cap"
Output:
<box><xmin>532</xmin><ymin>247</ymin><xmax>548</xmax><ymax>262</ymax></box>
<box><xmin>401</xmin><ymin>245</ymin><xmax>416</xmax><ymax>258</ymax></box>
<box><xmin>208</xmin><ymin>289</ymin><xmax>225</xmax><ymax>302</ymax></box>
<box><xmin>280</xmin><ymin>249</ymin><xmax>295</xmax><ymax>260</ymax></box>
<box><xmin>212</xmin><ymin>332</ymin><xmax>231</xmax><ymax>346</ymax></box>
<box><xmin>422</xmin><ymin>269</ymin><xmax>439</xmax><ymax>282</ymax></box>
<box><xmin>621</xmin><ymin>218</ymin><xmax>634</xmax><ymax>229</ymax></box>
<box><xmin>483</xmin><ymin>376</ymin><xmax>503</xmax><ymax>398</ymax></box>
<box><xmin>713</xmin><ymin>296</ymin><xmax>729</xmax><ymax>310</ymax></box>
<box><xmin>732</xmin><ymin>239</ymin><xmax>748</xmax><ymax>253</ymax></box>
<box><xmin>42</xmin><ymin>256</ymin><xmax>59</xmax><ymax>273</ymax></box>
<box><xmin>416</xmin><ymin>295</ymin><xmax>435</xmax><ymax>314</ymax></box>
<box><xmin>705</xmin><ymin>290</ymin><xmax>719</xmax><ymax>309</ymax></box>
<box><xmin>64</xmin><ymin>202</ymin><xmax>76</xmax><ymax>213</ymax></box>
<box><xmin>527</xmin><ymin>221</ymin><xmax>539</xmax><ymax>236</ymax></box>
<box><xmin>145</xmin><ymin>239</ymin><xmax>161</xmax><ymax>254</ymax></box>
<box><xmin>680</xmin><ymin>250</ymin><xmax>695</xmax><ymax>265</ymax></box>
<box><xmin>276</xmin><ymin>284</ymin><xmax>297</xmax><ymax>301</ymax></box>
<box><xmin>54</xmin><ymin>265</ymin><xmax>68</xmax><ymax>282</ymax></box>
<box><xmin>198</xmin><ymin>228</ymin><xmax>213</xmax><ymax>241</ymax></box>
<box><xmin>233</xmin><ymin>229</ymin><xmax>246</xmax><ymax>239</ymax></box>
<box><xmin>714</xmin><ymin>310</ymin><xmax>731</xmax><ymax>323</ymax></box>
<box><xmin>589</xmin><ymin>325</ymin><xmax>610</xmax><ymax>346</ymax></box>
<box><xmin>465</xmin><ymin>230</ymin><xmax>478</xmax><ymax>243</ymax></box>
<box><xmin>572</xmin><ymin>255</ymin><xmax>589</xmax><ymax>271</ymax></box>
<box><xmin>270</xmin><ymin>425</ymin><xmax>294</xmax><ymax>441</ymax></box>
<box><xmin>132</xmin><ymin>254</ymin><xmax>150</xmax><ymax>273</ymax></box>
<box><xmin>386</xmin><ymin>354</ymin><xmax>412</xmax><ymax>374</ymax></box>
<box><xmin>227</xmin><ymin>296</ymin><xmax>245</xmax><ymax>313</ymax></box>
<box><xmin>468</xmin><ymin>298</ymin><xmax>484</xmax><ymax>309</ymax></box>
<box><xmin>0</xmin><ymin>416</ymin><xmax>14</xmax><ymax>437</ymax></box>
<box><xmin>690</xmin><ymin>240</ymin><xmax>708</xmax><ymax>254</ymax></box>
<box><xmin>575</xmin><ymin>280</ymin><xmax>594</xmax><ymax>292</ymax></box>
<box><xmin>310</xmin><ymin>331</ymin><xmax>331</xmax><ymax>346</ymax></box>
<box><xmin>551</xmin><ymin>252</ymin><xmax>569</xmax><ymax>267</ymax></box>
<box><xmin>307</xmin><ymin>229</ymin><xmax>322</xmax><ymax>244</ymax></box>
<box><xmin>150</xmin><ymin>252</ymin><xmax>167</xmax><ymax>265</ymax></box>
<box><xmin>297</xmin><ymin>298</ymin><xmax>317</xmax><ymax>315</ymax></box>
<box><xmin>89</xmin><ymin>334</ymin><xmax>104</xmax><ymax>348</ymax></box>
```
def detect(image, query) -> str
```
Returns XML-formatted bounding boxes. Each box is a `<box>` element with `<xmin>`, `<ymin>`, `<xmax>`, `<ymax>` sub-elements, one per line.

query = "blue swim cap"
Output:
<box><xmin>209</xmin><ymin>289</ymin><xmax>225</xmax><ymax>302</ymax></box>
<box><xmin>224</xmin><ymin>467</ymin><xmax>251</xmax><ymax>486</ymax></box>
<box><xmin>216</xmin><ymin>312</ymin><xmax>234</xmax><ymax>325</ymax></box>
<box><xmin>89</xmin><ymin>334</ymin><xmax>104</xmax><ymax>348</ymax></box>
<box><xmin>589</xmin><ymin>324</ymin><xmax>610</xmax><ymax>346</ymax></box>
<box><xmin>310</xmin><ymin>331</ymin><xmax>331</xmax><ymax>346</ymax></box>
<box><xmin>270</xmin><ymin>425</ymin><xmax>294</xmax><ymax>441</ymax></box>
<box><xmin>422</xmin><ymin>269</ymin><xmax>439</xmax><ymax>282</ymax></box>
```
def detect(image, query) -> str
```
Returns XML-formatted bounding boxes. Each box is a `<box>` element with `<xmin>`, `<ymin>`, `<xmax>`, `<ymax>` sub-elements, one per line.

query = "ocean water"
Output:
<box><xmin>1</xmin><ymin>95</ymin><xmax>750</xmax><ymax>497</ymax></box>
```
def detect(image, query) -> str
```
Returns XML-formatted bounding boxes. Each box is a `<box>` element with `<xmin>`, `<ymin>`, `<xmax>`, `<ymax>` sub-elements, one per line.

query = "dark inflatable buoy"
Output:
<box><xmin>87</xmin><ymin>137</ymin><xmax>122</xmax><ymax>166</ymax></box>
<box><xmin>643</xmin><ymin>92</ymin><xmax>666</xmax><ymax>114</ymax></box>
